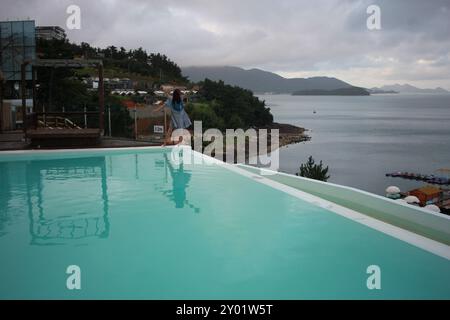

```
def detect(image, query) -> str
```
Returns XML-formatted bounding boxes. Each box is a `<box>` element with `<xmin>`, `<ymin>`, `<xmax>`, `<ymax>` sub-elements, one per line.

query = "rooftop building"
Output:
<box><xmin>409</xmin><ymin>186</ymin><xmax>443</xmax><ymax>206</ymax></box>
<box><xmin>35</xmin><ymin>26</ymin><xmax>66</xmax><ymax>41</ymax></box>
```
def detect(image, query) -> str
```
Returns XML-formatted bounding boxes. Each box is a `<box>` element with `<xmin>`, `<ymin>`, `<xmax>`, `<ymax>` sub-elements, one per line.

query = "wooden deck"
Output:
<box><xmin>26</xmin><ymin>128</ymin><xmax>102</xmax><ymax>147</ymax></box>
<box><xmin>0</xmin><ymin>131</ymin><xmax>161</xmax><ymax>150</ymax></box>
<box><xmin>0</xmin><ymin>131</ymin><xmax>28</xmax><ymax>150</ymax></box>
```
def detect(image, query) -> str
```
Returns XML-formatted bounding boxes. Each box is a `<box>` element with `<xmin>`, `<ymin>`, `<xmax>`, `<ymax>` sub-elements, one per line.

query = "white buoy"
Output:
<box><xmin>386</xmin><ymin>186</ymin><xmax>401</xmax><ymax>199</ymax></box>
<box><xmin>386</xmin><ymin>186</ymin><xmax>400</xmax><ymax>194</ymax></box>
<box><xmin>404</xmin><ymin>196</ymin><xmax>420</xmax><ymax>204</ymax></box>
<box><xmin>424</xmin><ymin>204</ymin><xmax>441</xmax><ymax>213</ymax></box>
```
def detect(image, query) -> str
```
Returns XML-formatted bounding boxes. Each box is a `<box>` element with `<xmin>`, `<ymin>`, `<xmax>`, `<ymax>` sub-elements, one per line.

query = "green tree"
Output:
<box><xmin>103</xmin><ymin>95</ymin><xmax>133</xmax><ymax>137</ymax></box>
<box><xmin>185</xmin><ymin>102</ymin><xmax>225</xmax><ymax>130</ymax></box>
<box><xmin>198</xmin><ymin>79</ymin><xmax>273</xmax><ymax>129</ymax></box>
<box><xmin>296</xmin><ymin>156</ymin><xmax>330</xmax><ymax>182</ymax></box>
<box><xmin>37</xmin><ymin>38</ymin><xmax>187</xmax><ymax>83</ymax></box>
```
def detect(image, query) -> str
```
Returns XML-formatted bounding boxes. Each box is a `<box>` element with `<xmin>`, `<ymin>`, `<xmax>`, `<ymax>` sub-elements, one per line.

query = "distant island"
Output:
<box><xmin>371</xmin><ymin>84</ymin><xmax>449</xmax><ymax>94</ymax></box>
<box><xmin>292</xmin><ymin>87</ymin><xmax>370</xmax><ymax>96</ymax></box>
<box><xmin>368</xmin><ymin>88</ymin><xmax>399</xmax><ymax>94</ymax></box>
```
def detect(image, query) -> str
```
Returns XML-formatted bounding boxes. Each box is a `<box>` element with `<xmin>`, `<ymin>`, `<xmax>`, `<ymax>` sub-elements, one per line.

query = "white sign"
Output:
<box><xmin>154</xmin><ymin>125</ymin><xmax>164</xmax><ymax>133</ymax></box>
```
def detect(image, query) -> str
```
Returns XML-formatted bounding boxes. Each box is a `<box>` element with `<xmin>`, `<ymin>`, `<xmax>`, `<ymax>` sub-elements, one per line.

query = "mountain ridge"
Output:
<box><xmin>182</xmin><ymin>66</ymin><xmax>450</xmax><ymax>95</ymax></box>
<box><xmin>182</xmin><ymin>66</ymin><xmax>354</xmax><ymax>93</ymax></box>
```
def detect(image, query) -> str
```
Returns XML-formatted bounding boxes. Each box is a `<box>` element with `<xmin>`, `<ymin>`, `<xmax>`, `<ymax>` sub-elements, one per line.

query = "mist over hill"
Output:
<box><xmin>182</xmin><ymin>66</ymin><xmax>354</xmax><ymax>93</ymax></box>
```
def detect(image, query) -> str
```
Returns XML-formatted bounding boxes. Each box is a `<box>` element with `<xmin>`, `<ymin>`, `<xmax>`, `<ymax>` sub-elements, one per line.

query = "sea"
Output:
<box><xmin>256</xmin><ymin>93</ymin><xmax>450</xmax><ymax>195</ymax></box>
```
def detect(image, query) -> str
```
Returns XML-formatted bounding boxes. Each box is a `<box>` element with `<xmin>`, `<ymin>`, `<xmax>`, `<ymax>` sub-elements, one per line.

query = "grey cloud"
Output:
<box><xmin>0</xmin><ymin>0</ymin><xmax>449</xmax><ymax>88</ymax></box>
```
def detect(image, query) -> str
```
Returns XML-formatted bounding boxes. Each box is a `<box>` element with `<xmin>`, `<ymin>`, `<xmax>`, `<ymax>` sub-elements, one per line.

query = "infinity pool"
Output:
<box><xmin>0</xmin><ymin>147</ymin><xmax>449</xmax><ymax>299</ymax></box>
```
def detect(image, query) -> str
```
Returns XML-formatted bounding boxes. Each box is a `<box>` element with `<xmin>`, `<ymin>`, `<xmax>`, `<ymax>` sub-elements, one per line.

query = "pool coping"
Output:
<box><xmin>237</xmin><ymin>163</ymin><xmax>450</xmax><ymax>221</ymax></box>
<box><xmin>1</xmin><ymin>145</ymin><xmax>449</xmax><ymax>260</ymax></box>
<box><xmin>227</xmin><ymin>164</ymin><xmax>450</xmax><ymax>260</ymax></box>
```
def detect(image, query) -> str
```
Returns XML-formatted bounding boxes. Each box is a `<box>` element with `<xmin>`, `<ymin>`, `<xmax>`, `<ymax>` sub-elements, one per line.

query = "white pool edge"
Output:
<box><xmin>239</xmin><ymin>163</ymin><xmax>450</xmax><ymax>221</ymax></box>
<box><xmin>221</xmin><ymin>163</ymin><xmax>450</xmax><ymax>260</ymax></box>
<box><xmin>0</xmin><ymin>145</ymin><xmax>168</xmax><ymax>155</ymax></box>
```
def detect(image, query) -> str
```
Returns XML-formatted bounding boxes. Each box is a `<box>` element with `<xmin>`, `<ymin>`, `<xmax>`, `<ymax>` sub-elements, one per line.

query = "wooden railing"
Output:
<box><xmin>27</xmin><ymin>111</ymin><xmax>100</xmax><ymax>130</ymax></box>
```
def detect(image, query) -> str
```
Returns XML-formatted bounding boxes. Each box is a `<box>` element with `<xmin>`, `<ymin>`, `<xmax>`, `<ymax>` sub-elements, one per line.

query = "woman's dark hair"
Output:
<box><xmin>172</xmin><ymin>89</ymin><xmax>181</xmax><ymax>106</ymax></box>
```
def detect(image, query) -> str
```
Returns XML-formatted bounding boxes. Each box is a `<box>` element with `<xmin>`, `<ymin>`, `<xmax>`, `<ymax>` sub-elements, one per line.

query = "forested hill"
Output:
<box><xmin>186</xmin><ymin>79</ymin><xmax>273</xmax><ymax>130</ymax></box>
<box><xmin>37</xmin><ymin>38</ymin><xmax>187</xmax><ymax>84</ymax></box>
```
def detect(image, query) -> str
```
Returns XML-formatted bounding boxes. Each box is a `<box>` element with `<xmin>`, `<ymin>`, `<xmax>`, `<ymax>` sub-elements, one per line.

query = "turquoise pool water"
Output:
<box><xmin>0</xmin><ymin>148</ymin><xmax>449</xmax><ymax>299</ymax></box>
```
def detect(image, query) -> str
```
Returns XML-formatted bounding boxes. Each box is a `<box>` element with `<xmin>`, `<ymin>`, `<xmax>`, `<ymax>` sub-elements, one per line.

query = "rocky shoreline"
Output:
<box><xmin>229</xmin><ymin>122</ymin><xmax>309</xmax><ymax>162</ymax></box>
<box><xmin>266</xmin><ymin>122</ymin><xmax>310</xmax><ymax>148</ymax></box>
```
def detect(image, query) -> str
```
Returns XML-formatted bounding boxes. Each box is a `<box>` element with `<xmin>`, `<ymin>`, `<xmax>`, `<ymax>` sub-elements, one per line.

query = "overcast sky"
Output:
<box><xmin>1</xmin><ymin>0</ymin><xmax>449</xmax><ymax>89</ymax></box>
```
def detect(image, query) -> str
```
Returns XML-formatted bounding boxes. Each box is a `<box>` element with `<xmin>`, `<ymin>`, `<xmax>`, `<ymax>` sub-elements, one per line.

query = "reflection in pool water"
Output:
<box><xmin>158</xmin><ymin>153</ymin><xmax>200</xmax><ymax>212</ymax></box>
<box><xmin>25</xmin><ymin>157</ymin><xmax>110</xmax><ymax>245</ymax></box>
<box><xmin>0</xmin><ymin>151</ymin><xmax>201</xmax><ymax>247</ymax></box>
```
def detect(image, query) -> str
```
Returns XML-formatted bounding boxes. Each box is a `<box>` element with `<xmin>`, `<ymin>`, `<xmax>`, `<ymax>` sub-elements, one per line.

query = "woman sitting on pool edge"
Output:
<box><xmin>154</xmin><ymin>89</ymin><xmax>192</xmax><ymax>145</ymax></box>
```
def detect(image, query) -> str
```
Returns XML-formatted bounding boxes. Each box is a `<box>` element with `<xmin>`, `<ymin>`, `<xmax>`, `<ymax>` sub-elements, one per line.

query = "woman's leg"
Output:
<box><xmin>164</xmin><ymin>122</ymin><xmax>185</xmax><ymax>145</ymax></box>
<box><xmin>164</xmin><ymin>123</ymin><xmax>173</xmax><ymax>145</ymax></box>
